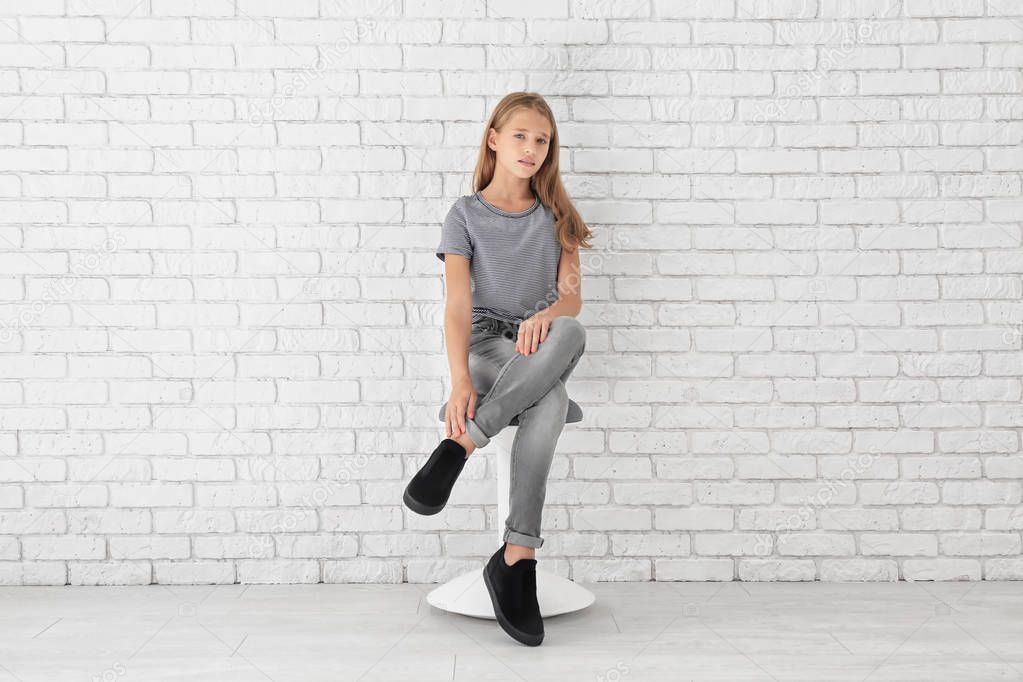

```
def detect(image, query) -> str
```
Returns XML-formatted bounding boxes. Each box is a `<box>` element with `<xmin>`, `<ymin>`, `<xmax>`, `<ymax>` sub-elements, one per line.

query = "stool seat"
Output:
<box><xmin>437</xmin><ymin>398</ymin><xmax>583</xmax><ymax>425</ymax></box>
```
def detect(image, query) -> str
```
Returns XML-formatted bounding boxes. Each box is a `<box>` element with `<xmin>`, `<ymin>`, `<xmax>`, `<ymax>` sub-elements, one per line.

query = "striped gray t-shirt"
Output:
<box><xmin>436</xmin><ymin>191</ymin><xmax>562</xmax><ymax>325</ymax></box>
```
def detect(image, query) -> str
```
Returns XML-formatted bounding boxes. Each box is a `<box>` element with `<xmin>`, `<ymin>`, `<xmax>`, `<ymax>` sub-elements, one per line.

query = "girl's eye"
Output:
<box><xmin>514</xmin><ymin>133</ymin><xmax>547</xmax><ymax>144</ymax></box>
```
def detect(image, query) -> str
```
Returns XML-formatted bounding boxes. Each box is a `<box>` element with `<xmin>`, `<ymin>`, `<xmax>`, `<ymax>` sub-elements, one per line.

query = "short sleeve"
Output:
<box><xmin>436</xmin><ymin>200</ymin><xmax>473</xmax><ymax>262</ymax></box>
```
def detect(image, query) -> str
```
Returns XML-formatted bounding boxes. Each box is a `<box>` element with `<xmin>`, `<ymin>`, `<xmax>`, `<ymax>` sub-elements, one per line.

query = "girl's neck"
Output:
<box><xmin>480</xmin><ymin>172</ymin><xmax>534</xmax><ymax>205</ymax></box>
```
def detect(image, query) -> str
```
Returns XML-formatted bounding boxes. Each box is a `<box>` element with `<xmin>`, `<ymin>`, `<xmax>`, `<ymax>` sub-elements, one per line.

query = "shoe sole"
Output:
<box><xmin>483</xmin><ymin>564</ymin><xmax>544</xmax><ymax>646</ymax></box>
<box><xmin>402</xmin><ymin>486</ymin><xmax>445</xmax><ymax>516</ymax></box>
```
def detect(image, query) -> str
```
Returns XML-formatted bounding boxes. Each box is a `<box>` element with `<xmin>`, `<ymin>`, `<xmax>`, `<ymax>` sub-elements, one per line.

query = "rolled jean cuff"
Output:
<box><xmin>504</xmin><ymin>528</ymin><xmax>543</xmax><ymax>549</ymax></box>
<box><xmin>466</xmin><ymin>417</ymin><xmax>490</xmax><ymax>449</ymax></box>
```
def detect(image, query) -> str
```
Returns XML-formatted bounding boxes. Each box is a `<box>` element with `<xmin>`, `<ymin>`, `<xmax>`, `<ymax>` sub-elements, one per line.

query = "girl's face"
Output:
<box><xmin>487</xmin><ymin>108</ymin><xmax>552</xmax><ymax>180</ymax></box>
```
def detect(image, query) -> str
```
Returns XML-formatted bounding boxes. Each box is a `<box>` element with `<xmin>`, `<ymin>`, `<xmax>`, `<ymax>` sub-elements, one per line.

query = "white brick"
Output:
<box><xmin>694</xmin><ymin>533</ymin><xmax>767</xmax><ymax>556</ymax></box>
<box><xmin>902</xmin><ymin>457</ymin><xmax>981</xmax><ymax>479</ymax></box>
<box><xmin>820</xmin><ymin>509</ymin><xmax>899</xmax><ymax>531</ymax></box>
<box><xmin>738</xmin><ymin>559</ymin><xmax>816</xmax><ymax>581</ymax></box>
<box><xmin>153</xmin><ymin>561</ymin><xmax>235</xmax><ymax>584</ymax></box>
<box><xmin>323</xmin><ymin>560</ymin><xmax>402</xmax><ymax>584</ymax></box>
<box><xmin>655</xmin><ymin>559</ymin><xmax>733</xmax><ymax>581</ymax></box>
<box><xmin>859</xmin><ymin>482</ymin><xmax>940</xmax><ymax>505</ymax></box>
<box><xmin>942</xmin><ymin>481</ymin><xmax>1022</xmax><ymax>505</ymax></box>
<box><xmin>779</xmin><ymin>482</ymin><xmax>856</xmax><ymax>506</ymax></box>
<box><xmin>777</xmin><ymin>533</ymin><xmax>856</xmax><ymax>556</ymax></box>
<box><xmin>819</xmin><ymin>559</ymin><xmax>899</xmax><ymax>581</ymax></box>
<box><xmin>738</xmin><ymin>508</ymin><xmax>815</xmax><ymax>532</ymax></box>
<box><xmin>612</xmin><ymin>482</ymin><xmax>693</xmax><ymax>505</ymax></box>
<box><xmin>22</xmin><ymin>535</ymin><xmax>104</xmax><ymax>560</ymax></box>
<box><xmin>611</xmin><ymin>533</ymin><xmax>690</xmax><ymax>556</ymax></box>
<box><xmin>902</xmin><ymin>507</ymin><xmax>982</xmax><ymax>531</ymax></box>
<box><xmin>940</xmin><ymin>532</ymin><xmax>1021</xmax><ymax>556</ymax></box>
<box><xmin>573</xmin><ymin>507</ymin><xmax>650</xmax><ymax>531</ymax></box>
<box><xmin>861</xmin><ymin>533</ymin><xmax>937</xmax><ymax>556</ymax></box>
<box><xmin>902</xmin><ymin>559</ymin><xmax>981</xmax><ymax>581</ymax></box>
<box><xmin>984</xmin><ymin>558</ymin><xmax>1023</xmax><ymax>580</ymax></box>
<box><xmin>655</xmin><ymin>508</ymin><xmax>733</xmax><ymax>531</ymax></box>
<box><xmin>236</xmin><ymin>560</ymin><xmax>319</xmax><ymax>583</ymax></box>
<box><xmin>571</xmin><ymin>559</ymin><xmax>651</xmax><ymax>582</ymax></box>
<box><xmin>695</xmin><ymin>482</ymin><xmax>773</xmax><ymax>505</ymax></box>
<box><xmin>362</xmin><ymin>533</ymin><xmax>440</xmax><ymax>557</ymax></box>
<box><xmin>573</xmin><ymin>456</ymin><xmax>651</xmax><ymax>479</ymax></box>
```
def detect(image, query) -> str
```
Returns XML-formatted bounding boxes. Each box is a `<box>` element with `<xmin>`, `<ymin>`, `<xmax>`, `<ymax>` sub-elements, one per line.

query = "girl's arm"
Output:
<box><xmin>442</xmin><ymin>253</ymin><xmax>474</xmax><ymax>382</ymax></box>
<box><xmin>441</xmin><ymin>253</ymin><xmax>476</xmax><ymax>437</ymax></box>
<box><xmin>537</xmin><ymin>244</ymin><xmax>583</xmax><ymax>320</ymax></box>
<box><xmin>517</xmin><ymin>245</ymin><xmax>583</xmax><ymax>355</ymax></box>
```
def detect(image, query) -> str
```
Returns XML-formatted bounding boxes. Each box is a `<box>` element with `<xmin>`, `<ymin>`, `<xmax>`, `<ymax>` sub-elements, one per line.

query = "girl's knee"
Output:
<box><xmin>552</xmin><ymin>316</ymin><xmax>586</xmax><ymax>353</ymax></box>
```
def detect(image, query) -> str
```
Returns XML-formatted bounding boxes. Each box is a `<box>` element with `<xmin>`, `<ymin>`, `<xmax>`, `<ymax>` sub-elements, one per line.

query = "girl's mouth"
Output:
<box><xmin>518</xmin><ymin>159</ymin><xmax>535</xmax><ymax>167</ymax></box>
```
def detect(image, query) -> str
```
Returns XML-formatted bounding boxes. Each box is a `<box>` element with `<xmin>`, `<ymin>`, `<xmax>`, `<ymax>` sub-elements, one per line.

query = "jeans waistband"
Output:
<box><xmin>477</xmin><ymin>316</ymin><xmax>520</xmax><ymax>335</ymax></box>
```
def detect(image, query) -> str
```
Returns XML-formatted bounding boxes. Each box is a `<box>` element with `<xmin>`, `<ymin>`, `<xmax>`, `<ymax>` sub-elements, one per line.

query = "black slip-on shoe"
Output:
<box><xmin>402</xmin><ymin>438</ymin><xmax>467</xmax><ymax>515</ymax></box>
<box><xmin>483</xmin><ymin>542</ymin><xmax>544</xmax><ymax>646</ymax></box>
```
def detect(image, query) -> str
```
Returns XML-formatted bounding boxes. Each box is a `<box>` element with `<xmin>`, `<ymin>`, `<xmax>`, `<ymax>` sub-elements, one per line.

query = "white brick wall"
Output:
<box><xmin>0</xmin><ymin>1</ymin><xmax>1021</xmax><ymax>584</ymax></box>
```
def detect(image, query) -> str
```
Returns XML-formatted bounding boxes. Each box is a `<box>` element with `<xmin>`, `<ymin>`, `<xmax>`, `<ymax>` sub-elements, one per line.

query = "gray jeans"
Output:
<box><xmin>463</xmin><ymin>314</ymin><xmax>587</xmax><ymax>549</ymax></box>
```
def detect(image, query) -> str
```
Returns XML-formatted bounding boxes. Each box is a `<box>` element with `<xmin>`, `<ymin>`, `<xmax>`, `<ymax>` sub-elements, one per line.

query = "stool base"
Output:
<box><xmin>426</xmin><ymin>567</ymin><xmax>595</xmax><ymax>619</ymax></box>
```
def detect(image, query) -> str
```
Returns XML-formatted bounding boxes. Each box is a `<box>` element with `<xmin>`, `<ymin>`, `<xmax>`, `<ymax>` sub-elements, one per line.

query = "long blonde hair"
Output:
<box><xmin>472</xmin><ymin>92</ymin><xmax>594</xmax><ymax>252</ymax></box>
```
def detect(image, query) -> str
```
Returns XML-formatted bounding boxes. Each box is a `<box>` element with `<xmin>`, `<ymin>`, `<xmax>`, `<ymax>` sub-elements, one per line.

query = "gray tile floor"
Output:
<box><xmin>1</xmin><ymin>581</ymin><xmax>1021</xmax><ymax>681</ymax></box>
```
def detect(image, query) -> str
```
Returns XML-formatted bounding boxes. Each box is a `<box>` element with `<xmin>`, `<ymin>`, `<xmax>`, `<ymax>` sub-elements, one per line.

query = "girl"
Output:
<box><xmin>403</xmin><ymin>92</ymin><xmax>593</xmax><ymax>646</ymax></box>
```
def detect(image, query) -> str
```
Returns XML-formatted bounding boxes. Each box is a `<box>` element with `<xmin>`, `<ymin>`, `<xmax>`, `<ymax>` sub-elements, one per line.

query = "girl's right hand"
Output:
<box><xmin>445</xmin><ymin>376</ymin><xmax>478</xmax><ymax>439</ymax></box>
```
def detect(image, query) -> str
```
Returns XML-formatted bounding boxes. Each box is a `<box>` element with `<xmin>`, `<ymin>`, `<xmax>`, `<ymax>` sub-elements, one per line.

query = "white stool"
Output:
<box><xmin>426</xmin><ymin>400</ymin><xmax>595</xmax><ymax>618</ymax></box>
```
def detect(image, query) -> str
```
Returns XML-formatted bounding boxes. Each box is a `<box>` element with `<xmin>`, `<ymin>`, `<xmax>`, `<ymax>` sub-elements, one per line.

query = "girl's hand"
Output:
<box><xmin>516</xmin><ymin>313</ymin><xmax>552</xmax><ymax>356</ymax></box>
<box><xmin>445</xmin><ymin>375</ymin><xmax>478</xmax><ymax>439</ymax></box>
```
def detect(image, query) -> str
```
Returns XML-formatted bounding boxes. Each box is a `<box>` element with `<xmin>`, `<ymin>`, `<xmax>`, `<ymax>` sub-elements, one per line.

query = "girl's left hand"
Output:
<box><xmin>516</xmin><ymin>313</ymin><xmax>552</xmax><ymax>356</ymax></box>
